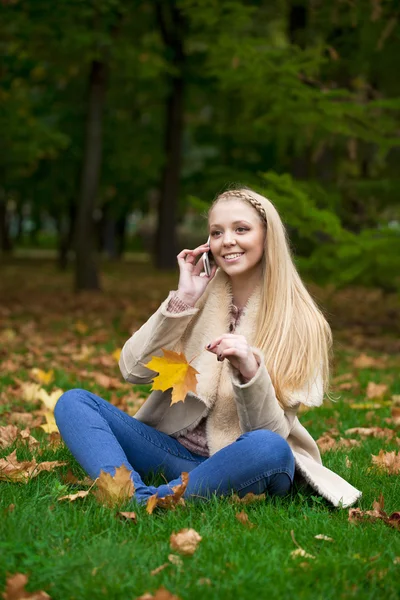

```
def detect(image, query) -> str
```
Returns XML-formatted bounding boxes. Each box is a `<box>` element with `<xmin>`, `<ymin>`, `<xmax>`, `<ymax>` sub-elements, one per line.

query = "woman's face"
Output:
<box><xmin>208</xmin><ymin>199</ymin><xmax>266</xmax><ymax>278</ymax></box>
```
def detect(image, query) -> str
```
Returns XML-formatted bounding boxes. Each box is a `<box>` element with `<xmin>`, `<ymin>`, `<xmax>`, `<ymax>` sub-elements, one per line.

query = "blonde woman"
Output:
<box><xmin>55</xmin><ymin>188</ymin><xmax>361</xmax><ymax>508</ymax></box>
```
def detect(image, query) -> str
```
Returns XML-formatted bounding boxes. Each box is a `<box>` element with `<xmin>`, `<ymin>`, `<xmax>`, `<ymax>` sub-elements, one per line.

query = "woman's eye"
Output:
<box><xmin>210</xmin><ymin>231</ymin><xmax>221</xmax><ymax>237</ymax></box>
<box><xmin>237</xmin><ymin>227</ymin><xmax>249</xmax><ymax>233</ymax></box>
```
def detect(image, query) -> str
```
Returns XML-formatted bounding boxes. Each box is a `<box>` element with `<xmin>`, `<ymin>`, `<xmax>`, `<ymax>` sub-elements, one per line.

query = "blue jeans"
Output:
<box><xmin>54</xmin><ymin>389</ymin><xmax>295</xmax><ymax>505</ymax></box>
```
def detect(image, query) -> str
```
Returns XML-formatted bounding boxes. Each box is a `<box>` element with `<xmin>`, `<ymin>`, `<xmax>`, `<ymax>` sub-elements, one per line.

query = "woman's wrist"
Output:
<box><xmin>175</xmin><ymin>290</ymin><xmax>198</xmax><ymax>307</ymax></box>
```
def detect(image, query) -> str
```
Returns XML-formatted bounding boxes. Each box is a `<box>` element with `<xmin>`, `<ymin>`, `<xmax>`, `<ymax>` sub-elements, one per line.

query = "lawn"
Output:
<box><xmin>1</xmin><ymin>258</ymin><xmax>399</xmax><ymax>600</ymax></box>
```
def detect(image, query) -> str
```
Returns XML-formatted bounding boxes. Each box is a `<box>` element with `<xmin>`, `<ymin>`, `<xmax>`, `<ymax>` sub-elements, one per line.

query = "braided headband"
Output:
<box><xmin>217</xmin><ymin>190</ymin><xmax>267</xmax><ymax>225</ymax></box>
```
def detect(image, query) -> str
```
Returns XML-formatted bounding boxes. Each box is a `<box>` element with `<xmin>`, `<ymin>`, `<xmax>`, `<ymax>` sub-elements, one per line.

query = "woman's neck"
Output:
<box><xmin>229</xmin><ymin>266</ymin><xmax>262</xmax><ymax>310</ymax></box>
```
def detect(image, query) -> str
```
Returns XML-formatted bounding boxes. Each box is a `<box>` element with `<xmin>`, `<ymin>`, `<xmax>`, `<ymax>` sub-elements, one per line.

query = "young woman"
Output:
<box><xmin>55</xmin><ymin>188</ymin><xmax>361</xmax><ymax>508</ymax></box>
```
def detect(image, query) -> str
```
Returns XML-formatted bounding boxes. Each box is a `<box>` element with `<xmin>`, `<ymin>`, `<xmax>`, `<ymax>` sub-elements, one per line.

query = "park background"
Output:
<box><xmin>1</xmin><ymin>1</ymin><xmax>400</xmax><ymax>599</ymax></box>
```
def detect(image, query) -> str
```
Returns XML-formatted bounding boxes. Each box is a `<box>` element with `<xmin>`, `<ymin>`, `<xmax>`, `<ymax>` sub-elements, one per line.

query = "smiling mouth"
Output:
<box><xmin>223</xmin><ymin>252</ymin><xmax>244</xmax><ymax>262</ymax></box>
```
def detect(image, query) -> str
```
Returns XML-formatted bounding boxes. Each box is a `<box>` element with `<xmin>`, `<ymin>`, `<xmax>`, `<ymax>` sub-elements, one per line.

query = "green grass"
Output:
<box><xmin>1</xmin><ymin>259</ymin><xmax>400</xmax><ymax>599</ymax></box>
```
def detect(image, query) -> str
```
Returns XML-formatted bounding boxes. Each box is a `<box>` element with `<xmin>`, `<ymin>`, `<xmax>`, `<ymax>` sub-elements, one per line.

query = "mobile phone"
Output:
<box><xmin>202</xmin><ymin>236</ymin><xmax>214</xmax><ymax>276</ymax></box>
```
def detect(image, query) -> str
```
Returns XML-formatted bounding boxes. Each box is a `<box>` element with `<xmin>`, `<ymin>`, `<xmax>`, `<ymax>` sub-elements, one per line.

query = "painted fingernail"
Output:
<box><xmin>206</xmin><ymin>344</ymin><xmax>211</xmax><ymax>349</ymax></box>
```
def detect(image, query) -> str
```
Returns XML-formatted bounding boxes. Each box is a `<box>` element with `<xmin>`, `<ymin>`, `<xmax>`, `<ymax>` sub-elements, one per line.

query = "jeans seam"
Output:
<box><xmin>98</xmin><ymin>399</ymin><xmax>201</xmax><ymax>462</ymax></box>
<box><xmin>236</xmin><ymin>468</ymin><xmax>294</xmax><ymax>493</ymax></box>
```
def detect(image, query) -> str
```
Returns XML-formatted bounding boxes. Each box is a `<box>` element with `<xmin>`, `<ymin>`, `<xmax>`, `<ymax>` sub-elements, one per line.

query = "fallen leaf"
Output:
<box><xmin>0</xmin><ymin>450</ymin><xmax>66</xmax><ymax>483</ymax></box>
<box><xmin>30</xmin><ymin>368</ymin><xmax>54</xmax><ymax>385</ymax></box>
<box><xmin>2</xmin><ymin>573</ymin><xmax>51</xmax><ymax>600</ymax></box>
<box><xmin>345</xmin><ymin>427</ymin><xmax>396</xmax><ymax>440</ymax></box>
<box><xmin>74</xmin><ymin>321</ymin><xmax>89</xmax><ymax>334</ymax></box>
<box><xmin>348</xmin><ymin>494</ymin><xmax>400</xmax><ymax>530</ymax></box>
<box><xmin>8</xmin><ymin>413</ymin><xmax>42</xmax><ymax>428</ymax></box>
<box><xmin>144</xmin><ymin>349</ymin><xmax>199</xmax><ymax>405</ymax></box>
<box><xmin>345</xmin><ymin>456</ymin><xmax>352</xmax><ymax>468</ymax></box>
<box><xmin>230</xmin><ymin>492</ymin><xmax>266</xmax><ymax>505</ymax></box>
<box><xmin>62</xmin><ymin>470</ymin><xmax>93</xmax><ymax>487</ymax></box>
<box><xmin>290</xmin><ymin>530</ymin><xmax>315</xmax><ymax>559</ymax></box>
<box><xmin>117</xmin><ymin>511</ymin><xmax>137</xmax><ymax>523</ymax></box>
<box><xmin>290</xmin><ymin>548</ymin><xmax>316</xmax><ymax>559</ymax></box>
<box><xmin>58</xmin><ymin>491</ymin><xmax>90</xmax><ymax>502</ymax></box>
<box><xmin>168</xmin><ymin>554</ymin><xmax>183</xmax><ymax>567</ymax></box>
<box><xmin>38</xmin><ymin>388</ymin><xmax>63</xmax><ymax>411</ymax></box>
<box><xmin>366</xmin><ymin>382</ymin><xmax>388</xmax><ymax>400</ymax></box>
<box><xmin>235</xmin><ymin>511</ymin><xmax>255</xmax><ymax>528</ymax></box>
<box><xmin>314</xmin><ymin>534</ymin><xmax>334</xmax><ymax>542</ymax></box>
<box><xmin>93</xmin><ymin>465</ymin><xmax>134</xmax><ymax>507</ymax></box>
<box><xmin>170</xmin><ymin>528</ymin><xmax>202</xmax><ymax>555</ymax></box>
<box><xmin>135</xmin><ymin>588</ymin><xmax>181</xmax><ymax>600</ymax></box>
<box><xmin>112</xmin><ymin>348</ymin><xmax>122</xmax><ymax>362</ymax></box>
<box><xmin>6</xmin><ymin>503</ymin><xmax>15</xmax><ymax>513</ymax></box>
<box><xmin>19</xmin><ymin>382</ymin><xmax>42</xmax><ymax>402</ymax></box>
<box><xmin>150</xmin><ymin>563</ymin><xmax>169</xmax><ymax>576</ymax></box>
<box><xmin>146</xmin><ymin>472</ymin><xmax>189</xmax><ymax>514</ymax></box>
<box><xmin>317</xmin><ymin>434</ymin><xmax>360</xmax><ymax>452</ymax></box>
<box><xmin>39</xmin><ymin>411</ymin><xmax>59</xmax><ymax>434</ymax></box>
<box><xmin>349</xmin><ymin>402</ymin><xmax>390</xmax><ymax>410</ymax></box>
<box><xmin>353</xmin><ymin>354</ymin><xmax>385</xmax><ymax>369</ymax></box>
<box><xmin>371</xmin><ymin>450</ymin><xmax>400</xmax><ymax>474</ymax></box>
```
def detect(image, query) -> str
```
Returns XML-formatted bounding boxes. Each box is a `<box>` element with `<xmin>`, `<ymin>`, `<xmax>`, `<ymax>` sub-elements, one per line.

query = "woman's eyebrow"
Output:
<box><xmin>210</xmin><ymin>220</ymin><xmax>252</xmax><ymax>228</ymax></box>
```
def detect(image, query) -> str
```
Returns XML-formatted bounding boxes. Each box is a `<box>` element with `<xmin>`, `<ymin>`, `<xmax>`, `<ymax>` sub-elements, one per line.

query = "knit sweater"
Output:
<box><xmin>166</xmin><ymin>292</ymin><xmax>245</xmax><ymax>457</ymax></box>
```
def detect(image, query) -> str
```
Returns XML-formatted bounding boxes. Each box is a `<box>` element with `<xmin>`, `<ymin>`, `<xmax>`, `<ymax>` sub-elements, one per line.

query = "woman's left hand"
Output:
<box><xmin>206</xmin><ymin>334</ymin><xmax>260</xmax><ymax>382</ymax></box>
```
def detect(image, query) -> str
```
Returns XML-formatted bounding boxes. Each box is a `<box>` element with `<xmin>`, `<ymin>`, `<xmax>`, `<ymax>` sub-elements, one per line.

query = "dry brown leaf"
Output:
<box><xmin>371</xmin><ymin>450</ymin><xmax>400</xmax><ymax>474</ymax></box>
<box><xmin>93</xmin><ymin>465</ymin><xmax>134</xmax><ymax>507</ymax></box>
<box><xmin>389</xmin><ymin>407</ymin><xmax>400</xmax><ymax>426</ymax></box>
<box><xmin>62</xmin><ymin>470</ymin><xmax>93</xmax><ymax>486</ymax></box>
<box><xmin>135</xmin><ymin>588</ymin><xmax>181</xmax><ymax>600</ymax></box>
<box><xmin>0</xmin><ymin>425</ymin><xmax>39</xmax><ymax>451</ymax></box>
<box><xmin>314</xmin><ymin>534</ymin><xmax>334</xmax><ymax>542</ymax></box>
<box><xmin>117</xmin><ymin>511</ymin><xmax>137</xmax><ymax>523</ymax></box>
<box><xmin>353</xmin><ymin>354</ymin><xmax>385</xmax><ymax>369</ymax></box>
<box><xmin>146</xmin><ymin>472</ymin><xmax>189</xmax><ymax>514</ymax></box>
<box><xmin>144</xmin><ymin>349</ymin><xmax>199</xmax><ymax>405</ymax></box>
<box><xmin>170</xmin><ymin>528</ymin><xmax>202</xmax><ymax>555</ymax></box>
<box><xmin>366</xmin><ymin>382</ymin><xmax>389</xmax><ymax>400</ymax></box>
<box><xmin>2</xmin><ymin>573</ymin><xmax>51</xmax><ymax>599</ymax></box>
<box><xmin>0</xmin><ymin>450</ymin><xmax>66</xmax><ymax>483</ymax></box>
<box><xmin>348</xmin><ymin>494</ymin><xmax>400</xmax><ymax>531</ymax></box>
<box><xmin>8</xmin><ymin>413</ymin><xmax>42</xmax><ymax>428</ymax></box>
<box><xmin>345</xmin><ymin>456</ymin><xmax>352</xmax><ymax>468</ymax></box>
<box><xmin>150</xmin><ymin>564</ymin><xmax>169</xmax><ymax>576</ymax></box>
<box><xmin>290</xmin><ymin>548</ymin><xmax>315</xmax><ymax>559</ymax></box>
<box><xmin>230</xmin><ymin>492</ymin><xmax>266</xmax><ymax>505</ymax></box>
<box><xmin>345</xmin><ymin>427</ymin><xmax>396</xmax><ymax>440</ymax></box>
<box><xmin>317</xmin><ymin>434</ymin><xmax>360</xmax><ymax>453</ymax></box>
<box><xmin>290</xmin><ymin>530</ymin><xmax>315</xmax><ymax>559</ymax></box>
<box><xmin>235</xmin><ymin>511</ymin><xmax>255</xmax><ymax>528</ymax></box>
<box><xmin>168</xmin><ymin>555</ymin><xmax>183</xmax><ymax>568</ymax></box>
<box><xmin>58</xmin><ymin>491</ymin><xmax>90</xmax><ymax>502</ymax></box>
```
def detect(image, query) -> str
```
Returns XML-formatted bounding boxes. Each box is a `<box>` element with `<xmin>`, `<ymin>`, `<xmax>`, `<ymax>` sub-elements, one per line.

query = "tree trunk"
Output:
<box><xmin>57</xmin><ymin>200</ymin><xmax>76</xmax><ymax>270</ymax></box>
<box><xmin>0</xmin><ymin>191</ymin><xmax>12</xmax><ymax>253</ymax></box>
<box><xmin>74</xmin><ymin>60</ymin><xmax>107</xmax><ymax>290</ymax></box>
<box><xmin>154</xmin><ymin>2</ymin><xmax>186</xmax><ymax>270</ymax></box>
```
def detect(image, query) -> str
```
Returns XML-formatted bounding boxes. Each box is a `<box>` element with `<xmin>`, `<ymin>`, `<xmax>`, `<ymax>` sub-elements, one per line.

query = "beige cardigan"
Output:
<box><xmin>119</xmin><ymin>270</ymin><xmax>362</xmax><ymax>508</ymax></box>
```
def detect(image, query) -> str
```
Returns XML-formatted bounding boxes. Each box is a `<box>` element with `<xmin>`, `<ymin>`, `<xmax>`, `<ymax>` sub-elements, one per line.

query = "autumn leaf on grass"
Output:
<box><xmin>230</xmin><ymin>492</ymin><xmax>266</xmax><ymax>505</ymax></box>
<box><xmin>144</xmin><ymin>349</ymin><xmax>199</xmax><ymax>405</ymax></box>
<box><xmin>170</xmin><ymin>528</ymin><xmax>202</xmax><ymax>555</ymax></box>
<box><xmin>0</xmin><ymin>425</ymin><xmax>39</xmax><ymax>451</ymax></box>
<box><xmin>371</xmin><ymin>450</ymin><xmax>400</xmax><ymax>474</ymax></box>
<box><xmin>0</xmin><ymin>450</ymin><xmax>66</xmax><ymax>483</ymax></box>
<box><xmin>58</xmin><ymin>491</ymin><xmax>91</xmax><ymax>502</ymax></box>
<box><xmin>290</xmin><ymin>530</ymin><xmax>315</xmax><ymax>560</ymax></box>
<box><xmin>316</xmin><ymin>434</ymin><xmax>360</xmax><ymax>453</ymax></box>
<box><xmin>39</xmin><ymin>411</ymin><xmax>59</xmax><ymax>434</ymax></box>
<box><xmin>235</xmin><ymin>511</ymin><xmax>255</xmax><ymax>528</ymax></box>
<box><xmin>366</xmin><ymin>382</ymin><xmax>389</xmax><ymax>400</ymax></box>
<box><xmin>136</xmin><ymin>587</ymin><xmax>181</xmax><ymax>600</ymax></box>
<box><xmin>117</xmin><ymin>511</ymin><xmax>137</xmax><ymax>523</ymax></box>
<box><xmin>146</xmin><ymin>472</ymin><xmax>189</xmax><ymax>514</ymax></box>
<box><xmin>30</xmin><ymin>368</ymin><xmax>54</xmax><ymax>386</ymax></box>
<box><xmin>2</xmin><ymin>573</ymin><xmax>51</xmax><ymax>600</ymax></box>
<box><xmin>348</xmin><ymin>494</ymin><xmax>400</xmax><ymax>531</ymax></box>
<box><xmin>38</xmin><ymin>388</ymin><xmax>63</xmax><ymax>412</ymax></box>
<box><xmin>345</xmin><ymin>427</ymin><xmax>396</xmax><ymax>440</ymax></box>
<box><xmin>93</xmin><ymin>465</ymin><xmax>134</xmax><ymax>507</ymax></box>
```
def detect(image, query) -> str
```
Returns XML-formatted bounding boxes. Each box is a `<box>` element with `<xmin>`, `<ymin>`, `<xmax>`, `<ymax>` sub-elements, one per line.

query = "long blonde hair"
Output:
<box><xmin>209</xmin><ymin>187</ymin><xmax>332</xmax><ymax>403</ymax></box>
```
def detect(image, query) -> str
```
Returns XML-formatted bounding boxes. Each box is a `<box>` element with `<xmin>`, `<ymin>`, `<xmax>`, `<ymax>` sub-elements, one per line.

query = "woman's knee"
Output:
<box><xmin>54</xmin><ymin>388</ymin><xmax>93</xmax><ymax>424</ymax></box>
<box><xmin>238</xmin><ymin>429</ymin><xmax>295</xmax><ymax>472</ymax></box>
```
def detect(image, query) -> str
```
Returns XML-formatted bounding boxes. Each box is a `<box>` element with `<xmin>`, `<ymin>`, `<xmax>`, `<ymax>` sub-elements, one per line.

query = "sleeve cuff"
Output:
<box><xmin>161</xmin><ymin>291</ymin><xmax>199</xmax><ymax>317</ymax></box>
<box><xmin>229</xmin><ymin>348</ymin><xmax>264</xmax><ymax>388</ymax></box>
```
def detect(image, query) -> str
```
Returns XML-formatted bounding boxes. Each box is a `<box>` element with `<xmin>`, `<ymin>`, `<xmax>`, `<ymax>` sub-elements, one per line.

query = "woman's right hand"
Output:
<box><xmin>175</xmin><ymin>243</ymin><xmax>218</xmax><ymax>306</ymax></box>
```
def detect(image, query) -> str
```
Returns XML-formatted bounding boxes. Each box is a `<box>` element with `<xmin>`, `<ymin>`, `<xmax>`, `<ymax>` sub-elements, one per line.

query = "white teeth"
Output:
<box><xmin>224</xmin><ymin>253</ymin><xmax>244</xmax><ymax>259</ymax></box>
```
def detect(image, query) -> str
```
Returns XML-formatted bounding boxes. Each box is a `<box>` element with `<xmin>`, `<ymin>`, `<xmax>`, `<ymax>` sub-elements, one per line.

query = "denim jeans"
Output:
<box><xmin>54</xmin><ymin>389</ymin><xmax>295</xmax><ymax>505</ymax></box>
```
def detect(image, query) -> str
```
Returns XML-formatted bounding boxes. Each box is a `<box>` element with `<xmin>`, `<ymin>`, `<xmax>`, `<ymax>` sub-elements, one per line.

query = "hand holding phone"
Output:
<box><xmin>202</xmin><ymin>236</ymin><xmax>214</xmax><ymax>277</ymax></box>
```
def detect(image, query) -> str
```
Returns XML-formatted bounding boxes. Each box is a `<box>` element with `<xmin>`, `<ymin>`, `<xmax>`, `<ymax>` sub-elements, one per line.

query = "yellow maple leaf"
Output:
<box><xmin>39</xmin><ymin>411</ymin><xmax>60</xmax><ymax>434</ymax></box>
<box><xmin>31</xmin><ymin>368</ymin><xmax>54</xmax><ymax>385</ymax></box>
<box><xmin>93</xmin><ymin>465</ymin><xmax>135</xmax><ymax>507</ymax></box>
<box><xmin>144</xmin><ymin>349</ymin><xmax>199</xmax><ymax>405</ymax></box>
<box><xmin>38</xmin><ymin>388</ymin><xmax>63</xmax><ymax>411</ymax></box>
